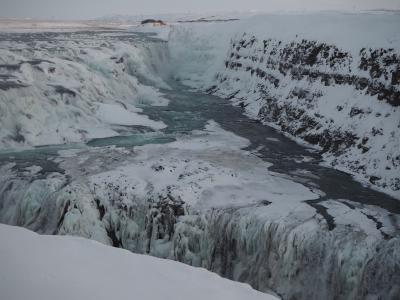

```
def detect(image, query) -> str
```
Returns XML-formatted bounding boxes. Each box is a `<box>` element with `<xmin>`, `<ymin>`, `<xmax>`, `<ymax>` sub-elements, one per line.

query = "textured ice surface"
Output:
<box><xmin>0</xmin><ymin>31</ymin><xmax>168</xmax><ymax>149</ymax></box>
<box><xmin>96</xmin><ymin>103</ymin><xmax>166</xmax><ymax>129</ymax></box>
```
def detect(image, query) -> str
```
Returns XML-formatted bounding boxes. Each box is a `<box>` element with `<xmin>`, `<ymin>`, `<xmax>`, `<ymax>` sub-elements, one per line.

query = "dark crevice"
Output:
<box><xmin>106</xmin><ymin>226</ymin><xmax>121</xmax><ymax>248</ymax></box>
<box><xmin>56</xmin><ymin>200</ymin><xmax>70</xmax><ymax>229</ymax></box>
<box><xmin>305</xmin><ymin>200</ymin><xmax>336</xmax><ymax>230</ymax></box>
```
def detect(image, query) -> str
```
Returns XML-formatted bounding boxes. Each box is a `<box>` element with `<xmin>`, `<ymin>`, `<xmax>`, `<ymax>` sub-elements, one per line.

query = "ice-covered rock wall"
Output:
<box><xmin>0</xmin><ymin>31</ymin><xmax>169</xmax><ymax>149</ymax></box>
<box><xmin>168</xmin><ymin>13</ymin><xmax>400</xmax><ymax>199</ymax></box>
<box><xmin>210</xmin><ymin>34</ymin><xmax>400</xmax><ymax>198</ymax></box>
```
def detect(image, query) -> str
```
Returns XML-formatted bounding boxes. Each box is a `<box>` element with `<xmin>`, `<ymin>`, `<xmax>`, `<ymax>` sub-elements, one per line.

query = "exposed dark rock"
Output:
<box><xmin>145</xmin><ymin>192</ymin><xmax>185</xmax><ymax>253</ymax></box>
<box><xmin>222</xmin><ymin>36</ymin><xmax>400</xmax><ymax>106</ymax></box>
<box><xmin>57</xmin><ymin>200</ymin><xmax>70</xmax><ymax>229</ymax></box>
<box><xmin>350</xmin><ymin>107</ymin><xmax>364</xmax><ymax>117</ymax></box>
<box><xmin>0</xmin><ymin>81</ymin><xmax>29</xmax><ymax>90</ymax></box>
<box><xmin>141</xmin><ymin>19</ymin><xmax>166</xmax><ymax>26</ymax></box>
<box><xmin>49</xmin><ymin>85</ymin><xmax>77</xmax><ymax>97</ymax></box>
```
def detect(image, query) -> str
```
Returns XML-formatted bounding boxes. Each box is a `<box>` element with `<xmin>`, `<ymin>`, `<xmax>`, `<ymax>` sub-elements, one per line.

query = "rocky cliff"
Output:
<box><xmin>203</xmin><ymin>29</ymin><xmax>400</xmax><ymax>198</ymax></box>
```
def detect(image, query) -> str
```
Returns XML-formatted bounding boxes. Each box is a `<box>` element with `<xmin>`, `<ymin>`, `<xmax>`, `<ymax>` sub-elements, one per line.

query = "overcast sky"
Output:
<box><xmin>1</xmin><ymin>0</ymin><xmax>399</xmax><ymax>20</ymax></box>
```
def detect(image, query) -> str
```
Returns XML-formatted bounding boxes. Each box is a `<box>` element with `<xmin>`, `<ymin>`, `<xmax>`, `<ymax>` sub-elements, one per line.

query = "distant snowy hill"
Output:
<box><xmin>97</xmin><ymin>11</ymin><xmax>254</xmax><ymax>23</ymax></box>
<box><xmin>0</xmin><ymin>224</ymin><xmax>278</xmax><ymax>300</ymax></box>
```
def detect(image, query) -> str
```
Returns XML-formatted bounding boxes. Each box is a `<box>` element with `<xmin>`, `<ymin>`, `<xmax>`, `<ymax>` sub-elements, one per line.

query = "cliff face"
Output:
<box><xmin>207</xmin><ymin>33</ymin><xmax>400</xmax><ymax>198</ymax></box>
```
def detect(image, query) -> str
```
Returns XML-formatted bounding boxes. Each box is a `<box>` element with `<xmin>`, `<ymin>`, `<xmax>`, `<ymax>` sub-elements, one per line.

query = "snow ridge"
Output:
<box><xmin>0</xmin><ymin>224</ymin><xmax>277</xmax><ymax>300</ymax></box>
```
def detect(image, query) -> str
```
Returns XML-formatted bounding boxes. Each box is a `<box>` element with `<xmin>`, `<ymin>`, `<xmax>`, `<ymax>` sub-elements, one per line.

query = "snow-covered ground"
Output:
<box><xmin>0</xmin><ymin>19</ymin><xmax>133</xmax><ymax>32</ymax></box>
<box><xmin>0</xmin><ymin>224</ymin><xmax>278</xmax><ymax>300</ymax></box>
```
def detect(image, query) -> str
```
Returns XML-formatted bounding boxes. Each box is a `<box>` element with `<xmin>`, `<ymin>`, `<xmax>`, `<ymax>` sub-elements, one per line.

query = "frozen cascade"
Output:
<box><xmin>0</xmin><ymin>31</ymin><xmax>170</xmax><ymax>149</ymax></box>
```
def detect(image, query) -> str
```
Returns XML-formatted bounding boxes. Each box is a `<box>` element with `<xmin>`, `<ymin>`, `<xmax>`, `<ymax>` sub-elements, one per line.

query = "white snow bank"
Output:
<box><xmin>0</xmin><ymin>224</ymin><xmax>278</xmax><ymax>300</ymax></box>
<box><xmin>96</xmin><ymin>103</ymin><xmax>166</xmax><ymax>130</ymax></box>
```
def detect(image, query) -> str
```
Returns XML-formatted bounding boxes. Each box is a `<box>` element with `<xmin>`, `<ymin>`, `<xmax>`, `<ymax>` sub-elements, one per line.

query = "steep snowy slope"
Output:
<box><xmin>0</xmin><ymin>31</ymin><xmax>168</xmax><ymax>149</ymax></box>
<box><xmin>0</xmin><ymin>224</ymin><xmax>278</xmax><ymax>300</ymax></box>
<box><xmin>167</xmin><ymin>12</ymin><xmax>400</xmax><ymax>198</ymax></box>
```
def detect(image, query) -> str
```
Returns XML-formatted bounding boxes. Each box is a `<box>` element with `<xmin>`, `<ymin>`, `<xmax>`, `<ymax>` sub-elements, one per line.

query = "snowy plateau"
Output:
<box><xmin>0</xmin><ymin>11</ymin><xmax>399</xmax><ymax>300</ymax></box>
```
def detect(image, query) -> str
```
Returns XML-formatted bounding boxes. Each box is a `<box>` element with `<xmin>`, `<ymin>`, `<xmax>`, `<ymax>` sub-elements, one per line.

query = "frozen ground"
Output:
<box><xmin>0</xmin><ymin>224</ymin><xmax>277</xmax><ymax>300</ymax></box>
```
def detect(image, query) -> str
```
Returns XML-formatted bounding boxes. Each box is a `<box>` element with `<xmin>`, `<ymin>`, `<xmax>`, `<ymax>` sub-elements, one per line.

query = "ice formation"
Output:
<box><xmin>0</xmin><ymin>31</ymin><xmax>168</xmax><ymax>149</ymax></box>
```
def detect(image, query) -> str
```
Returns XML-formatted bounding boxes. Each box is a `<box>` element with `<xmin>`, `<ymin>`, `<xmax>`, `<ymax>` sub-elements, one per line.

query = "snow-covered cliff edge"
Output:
<box><xmin>0</xmin><ymin>224</ymin><xmax>277</xmax><ymax>300</ymax></box>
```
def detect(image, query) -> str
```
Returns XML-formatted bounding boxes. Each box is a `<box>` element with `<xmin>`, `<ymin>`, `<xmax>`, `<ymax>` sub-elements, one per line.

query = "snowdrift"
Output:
<box><xmin>0</xmin><ymin>224</ymin><xmax>278</xmax><ymax>300</ymax></box>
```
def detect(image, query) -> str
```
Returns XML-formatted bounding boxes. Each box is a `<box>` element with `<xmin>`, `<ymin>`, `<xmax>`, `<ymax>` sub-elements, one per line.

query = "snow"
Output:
<box><xmin>0</xmin><ymin>224</ymin><xmax>278</xmax><ymax>300</ymax></box>
<box><xmin>96</xmin><ymin>103</ymin><xmax>166</xmax><ymax>130</ymax></box>
<box><xmin>89</xmin><ymin>121</ymin><xmax>318</xmax><ymax>212</ymax></box>
<box><xmin>0</xmin><ymin>19</ymin><xmax>128</xmax><ymax>32</ymax></box>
